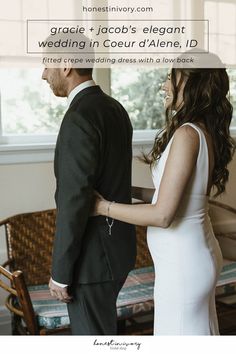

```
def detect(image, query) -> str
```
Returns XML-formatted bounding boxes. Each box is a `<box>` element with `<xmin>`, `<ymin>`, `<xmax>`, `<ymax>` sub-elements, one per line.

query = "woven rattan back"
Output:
<box><xmin>135</xmin><ymin>226</ymin><xmax>153</xmax><ymax>268</ymax></box>
<box><xmin>2</xmin><ymin>210</ymin><xmax>56</xmax><ymax>286</ymax></box>
<box><xmin>1</xmin><ymin>209</ymin><xmax>152</xmax><ymax>285</ymax></box>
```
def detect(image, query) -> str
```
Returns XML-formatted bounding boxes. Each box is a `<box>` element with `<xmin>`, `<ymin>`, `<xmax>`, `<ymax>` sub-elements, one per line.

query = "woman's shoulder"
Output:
<box><xmin>170</xmin><ymin>124</ymin><xmax>200</xmax><ymax>155</ymax></box>
<box><xmin>174</xmin><ymin>123</ymin><xmax>200</xmax><ymax>141</ymax></box>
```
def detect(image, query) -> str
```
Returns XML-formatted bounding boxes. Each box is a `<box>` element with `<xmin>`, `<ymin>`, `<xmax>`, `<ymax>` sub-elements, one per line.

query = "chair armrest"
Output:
<box><xmin>1</xmin><ymin>258</ymin><xmax>14</xmax><ymax>268</ymax></box>
<box><xmin>132</xmin><ymin>186</ymin><xmax>154</xmax><ymax>204</ymax></box>
<box><xmin>5</xmin><ymin>294</ymin><xmax>24</xmax><ymax>317</ymax></box>
<box><xmin>209</xmin><ymin>200</ymin><xmax>236</xmax><ymax>215</ymax></box>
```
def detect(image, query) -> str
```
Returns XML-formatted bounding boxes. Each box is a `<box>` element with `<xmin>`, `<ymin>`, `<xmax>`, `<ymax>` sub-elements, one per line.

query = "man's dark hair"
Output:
<box><xmin>75</xmin><ymin>68</ymin><xmax>93</xmax><ymax>76</ymax></box>
<box><xmin>43</xmin><ymin>31</ymin><xmax>94</xmax><ymax>72</ymax></box>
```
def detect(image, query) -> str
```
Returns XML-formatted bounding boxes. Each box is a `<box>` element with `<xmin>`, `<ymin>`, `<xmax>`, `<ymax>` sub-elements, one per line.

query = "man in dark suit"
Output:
<box><xmin>42</xmin><ymin>62</ymin><xmax>136</xmax><ymax>334</ymax></box>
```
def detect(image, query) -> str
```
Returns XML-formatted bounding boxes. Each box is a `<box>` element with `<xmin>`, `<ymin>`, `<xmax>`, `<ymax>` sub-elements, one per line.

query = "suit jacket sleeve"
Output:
<box><xmin>52</xmin><ymin>111</ymin><xmax>100</xmax><ymax>285</ymax></box>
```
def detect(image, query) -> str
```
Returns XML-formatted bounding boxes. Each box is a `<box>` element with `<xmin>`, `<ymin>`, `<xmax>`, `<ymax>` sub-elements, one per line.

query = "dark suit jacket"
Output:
<box><xmin>52</xmin><ymin>85</ymin><xmax>136</xmax><ymax>285</ymax></box>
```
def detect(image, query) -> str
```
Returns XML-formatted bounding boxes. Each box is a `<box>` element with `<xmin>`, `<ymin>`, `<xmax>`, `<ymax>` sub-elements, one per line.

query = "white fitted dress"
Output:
<box><xmin>147</xmin><ymin>123</ymin><xmax>223</xmax><ymax>335</ymax></box>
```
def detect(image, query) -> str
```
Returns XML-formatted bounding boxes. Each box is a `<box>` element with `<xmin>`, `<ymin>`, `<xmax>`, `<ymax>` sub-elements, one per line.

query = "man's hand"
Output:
<box><xmin>48</xmin><ymin>278</ymin><xmax>72</xmax><ymax>303</ymax></box>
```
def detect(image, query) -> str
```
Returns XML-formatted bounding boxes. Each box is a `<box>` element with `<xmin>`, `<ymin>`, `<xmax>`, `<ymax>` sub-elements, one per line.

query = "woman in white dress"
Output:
<box><xmin>93</xmin><ymin>58</ymin><xmax>235</xmax><ymax>335</ymax></box>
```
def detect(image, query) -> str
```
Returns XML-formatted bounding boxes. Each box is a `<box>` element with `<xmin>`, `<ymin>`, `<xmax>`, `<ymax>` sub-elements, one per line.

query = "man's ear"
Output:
<box><xmin>63</xmin><ymin>66</ymin><xmax>72</xmax><ymax>77</ymax></box>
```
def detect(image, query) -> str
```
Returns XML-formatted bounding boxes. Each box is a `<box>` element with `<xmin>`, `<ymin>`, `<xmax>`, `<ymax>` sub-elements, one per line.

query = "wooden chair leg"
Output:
<box><xmin>117</xmin><ymin>319</ymin><xmax>126</xmax><ymax>334</ymax></box>
<box><xmin>11</xmin><ymin>314</ymin><xmax>21</xmax><ymax>335</ymax></box>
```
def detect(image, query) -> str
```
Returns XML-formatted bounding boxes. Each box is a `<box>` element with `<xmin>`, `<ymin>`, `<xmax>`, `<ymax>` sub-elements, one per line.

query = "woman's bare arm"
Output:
<box><xmin>95</xmin><ymin>125</ymin><xmax>199</xmax><ymax>228</ymax></box>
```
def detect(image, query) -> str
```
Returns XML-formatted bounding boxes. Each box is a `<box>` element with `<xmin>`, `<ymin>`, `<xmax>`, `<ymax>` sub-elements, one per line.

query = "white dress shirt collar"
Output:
<box><xmin>67</xmin><ymin>80</ymin><xmax>96</xmax><ymax>107</ymax></box>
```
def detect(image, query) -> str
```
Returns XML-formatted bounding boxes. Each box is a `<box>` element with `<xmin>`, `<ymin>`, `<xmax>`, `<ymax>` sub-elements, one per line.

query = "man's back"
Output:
<box><xmin>42</xmin><ymin>62</ymin><xmax>136</xmax><ymax>334</ymax></box>
<box><xmin>53</xmin><ymin>85</ymin><xmax>136</xmax><ymax>285</ymax></box>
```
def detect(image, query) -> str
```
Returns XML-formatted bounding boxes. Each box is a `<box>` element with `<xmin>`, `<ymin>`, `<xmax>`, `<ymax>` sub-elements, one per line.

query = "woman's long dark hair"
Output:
<box><xmin>145</xmin><ymin>67</ymin><xmax>235</xmax><ymax>196</ymax></box>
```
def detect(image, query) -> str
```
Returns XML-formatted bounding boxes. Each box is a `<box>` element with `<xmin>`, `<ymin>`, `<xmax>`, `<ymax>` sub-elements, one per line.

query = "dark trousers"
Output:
<box><xmin>67</xmin><ymin>278</ymin><xmax>126</xmax><ymax>335</ymax></box>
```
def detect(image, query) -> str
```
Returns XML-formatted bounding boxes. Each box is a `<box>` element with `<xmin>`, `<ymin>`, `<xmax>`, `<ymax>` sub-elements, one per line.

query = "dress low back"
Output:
<box><xmin>147</xmin><ymin>123</ymin><xmax>223</xmax><ymax>335</ymax></box>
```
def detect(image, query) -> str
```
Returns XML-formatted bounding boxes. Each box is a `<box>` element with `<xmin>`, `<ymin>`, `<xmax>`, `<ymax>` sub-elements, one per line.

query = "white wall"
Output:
<box><xmin>0</xmin><ymin>155</ymin><xmax>236</xmax><ymax>316</ymax></box>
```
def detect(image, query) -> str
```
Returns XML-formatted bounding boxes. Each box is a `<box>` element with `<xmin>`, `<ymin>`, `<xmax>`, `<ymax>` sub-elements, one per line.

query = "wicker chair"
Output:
<box><xmin>0</xmin><ymin>209</ymin><xmax>70</xmax><ymax>334</ymax></box>
<box><xmin>134</xmin><ymin>225</ymin><xmax>152</xmax><ymax>268</ymax></box>
<box><xmin>1</xmin><ymin>200</ymin><xmax>235</xmax><ymax>335</ymax></box>
<box><xmin>0</xmin><ymin>266</ymin><xmax>37</xmax><ymax>334</ymax></box>
<box><xmin>0</xmin><ymin>209</ymin><xmax>153</xmax><ymax>335</ymax></box>
<box><xmin>208</xmin><ymin>200</ymin><xmax>236</xmax><ymax>334</ymax></box>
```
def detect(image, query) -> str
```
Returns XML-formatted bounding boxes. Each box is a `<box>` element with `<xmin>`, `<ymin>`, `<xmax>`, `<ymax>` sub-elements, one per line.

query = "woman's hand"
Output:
<box><xmin>92</xmin><ymin>190</ymin><xmax>108</xmax><ymax>216</ymax></box>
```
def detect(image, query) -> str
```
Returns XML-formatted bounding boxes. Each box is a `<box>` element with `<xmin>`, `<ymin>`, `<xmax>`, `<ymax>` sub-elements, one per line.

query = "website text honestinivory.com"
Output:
<box><xmin>82</xmin><ymin>5</ymin><xmax>153</xmax><ymax>14</ymax></box>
